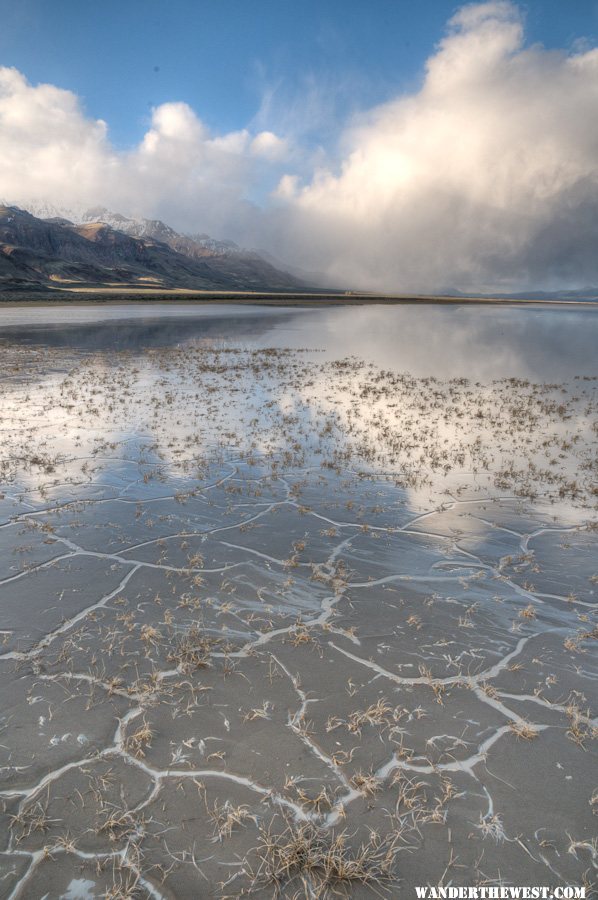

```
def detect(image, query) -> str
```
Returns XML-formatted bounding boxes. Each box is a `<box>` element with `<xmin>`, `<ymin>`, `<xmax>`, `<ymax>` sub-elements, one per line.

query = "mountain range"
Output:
<box><xmin>0</xmin><ymin>202</ymin><xmax>305</xmax><ymax>293</ymax></box>
<box><xmin>2</xmin><ymin>201</ymin><xmax>597</xmax><ymax>302</ymax></box>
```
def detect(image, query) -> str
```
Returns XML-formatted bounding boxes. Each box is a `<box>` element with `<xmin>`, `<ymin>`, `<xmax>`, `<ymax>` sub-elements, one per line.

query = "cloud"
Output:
<box><xmin>279</xmin><ymin>3</ymin><xmax>598</xmax><ymax>290</ymax></box>
<box><xmin>0</xmin><ymin>67</ymin><xmax>286</xmax><ymax>237</ymax></box>
<box><xmin>269</xmin><ymin>1</ymin><xmax>598</xmax><ymax>291</ymax></box>
<box><xmin>250</xmin><ymin>131</ymin><xmax>288</xmax><ymax>160</ymax></box>
<box><xmin>1</xmin><ymin>2</ymin><xmax>598</xmax><ymax>291</ymax></box>
<box><xmin>0</xmin><ymin>66</ymin><xmax>110</xmax><ymax>201</ymax></box>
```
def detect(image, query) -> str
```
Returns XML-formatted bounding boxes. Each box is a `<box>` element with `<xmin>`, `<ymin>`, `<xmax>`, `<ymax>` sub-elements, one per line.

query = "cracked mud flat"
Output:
<box><xmin>0</xmin><ymin>304</ymin><xmax>596</xmax><ymax>899</ymax></box>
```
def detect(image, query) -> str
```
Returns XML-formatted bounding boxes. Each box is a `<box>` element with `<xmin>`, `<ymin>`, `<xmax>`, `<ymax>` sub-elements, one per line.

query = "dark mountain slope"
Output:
<box><xmin>0</xmin><ymin>206</ymin><xmax>304</xmax><ymax>292</ymax></box>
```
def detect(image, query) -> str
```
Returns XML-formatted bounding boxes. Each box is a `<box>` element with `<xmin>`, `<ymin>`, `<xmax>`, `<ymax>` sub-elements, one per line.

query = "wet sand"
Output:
<box><xmin>0</xmin><ymin>307</ymin><xmax>596</xmax><ymax>898</ymax></box>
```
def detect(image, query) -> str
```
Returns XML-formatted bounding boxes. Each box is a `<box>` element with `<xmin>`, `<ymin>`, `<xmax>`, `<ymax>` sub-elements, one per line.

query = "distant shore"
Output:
<box><xmin>1</xmin><ymin>288</ymin><xmax>597</xmax><ymax>307</ymax></box>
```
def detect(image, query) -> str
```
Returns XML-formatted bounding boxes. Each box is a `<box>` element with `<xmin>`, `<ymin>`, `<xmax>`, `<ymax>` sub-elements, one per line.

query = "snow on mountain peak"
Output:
<box><xmin>7</xmin><ymin>199</ymin><xmax>244</xmax><ymax>256</ymax></box>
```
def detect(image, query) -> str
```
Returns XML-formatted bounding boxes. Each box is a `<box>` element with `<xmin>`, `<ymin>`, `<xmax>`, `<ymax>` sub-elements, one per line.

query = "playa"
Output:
<box><xmin>0</xmin><ymin>302</ymin><xmax>596</xmax><ymax>898</ymax></box>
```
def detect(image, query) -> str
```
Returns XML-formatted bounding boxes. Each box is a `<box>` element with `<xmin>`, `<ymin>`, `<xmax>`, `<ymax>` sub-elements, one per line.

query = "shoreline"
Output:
<box><xmin>0</xmin><ymin>289</ymin><xmax>598</xmax><ymax>307</ymax></box>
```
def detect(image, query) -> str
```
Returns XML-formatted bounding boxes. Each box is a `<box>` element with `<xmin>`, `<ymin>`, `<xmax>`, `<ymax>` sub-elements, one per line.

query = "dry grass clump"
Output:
<box><xmin>207</xmin><ymin>799</ymin><xmax>256</xmax><ymax>841</ymax></box>
<box><xmin>243</xmin><ymin>700</ymin><xmax>273</xmax><ymax>723</ymax></box>
<box><xmin>351</xmin><ymin>771</ymin><xmax>383</xmax><ymax>796</ymax></box>
<box><xmin>519</xmin><ymin>603</ymin><xmax>537</xmax><ymax>620</ymax></box>
<box><xmin>477</xmin><ymin>812</ymin><xmax>506</xmax><ymax>842</ymax></box>
<box><xmin>418</xmin><ymin>664</ymin><xmax>447</xmax><ymax>705</ymax></box>
<box><xmin>97</xmin><ymin>806</ymin><xmax>143</xmax><ymax>842</ymax></box>
<box><xmin>347</xmin><ymin>698</ymin><xmax>393</xmax><ymax>735</ymax></box>
<box><xmin>125</xmin><ymin>718</ymin><xmax>154</xmax><ymax>758</ymax></box>
<box><xmin>9</xmin><ymin>799</ymin><xmax>57</xmax><ymax>843</ymax></box>
<box><xmin>295</xmin><ymin>786</ymin><xmax>335</xmax><ymax>814</ymax></box>
<box><xmin>508</xmin><ymin>719</ymin><xmax>539</xmax><ymax>741</ymax></box>
<box><xmin>139</xmin><ymin>623</ymin><xmax>162</xmax><ymax>651</ymax></box>
<box><xmin>391</xmin><ymin>771</ymin><xmax>428</xmax><ymax>812</ymax></box>
<box><xmin>104</xmin><ymin>865</ymin><xmax>145</xmax><ymax>900</ymax></box>
<box><xmin>247</xmin><ymin>819</ymin><xmax>400</xmax><ymax>898</ymax></box>
<box><xmin>288</xmin><ymin>622</ymin><xmax>317</xmax><ymax>647</ymax></box>
<box><xmin>389</xmin><ymin>772</ymin><xmax>458</xmax><ymax>826</ymax></box>
<box><xmin>564</xmin><ymin>697</ymin><xmax>598</xmax><ymax>749</ymax></box>
<box><xmin>167</xmin><ymin>623</ymin><xmax>217</xmax><ymax>673</ymax></box>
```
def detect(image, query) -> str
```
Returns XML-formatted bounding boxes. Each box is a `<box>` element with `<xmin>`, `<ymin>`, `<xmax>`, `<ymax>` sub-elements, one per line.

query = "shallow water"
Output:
<box><xmin>2</xmin><ymin>301</ymin><xmax>598</xmax><ymax>378</ymax></box>
<box><xmin>0</xmin><ymin>303</ymin><xmax>596</xmax><ymax>898</ymax></box>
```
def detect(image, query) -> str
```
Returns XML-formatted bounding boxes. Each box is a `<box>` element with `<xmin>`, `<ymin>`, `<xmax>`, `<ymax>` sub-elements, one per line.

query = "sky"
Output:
<box><xmin>1</xmin><ymin>0</ymin><xmax>598</xmax><ymax>292</ymax></box>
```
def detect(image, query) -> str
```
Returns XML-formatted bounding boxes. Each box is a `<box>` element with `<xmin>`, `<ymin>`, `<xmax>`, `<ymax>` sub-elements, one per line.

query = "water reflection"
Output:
<box><xmin>1</xmin><ymin>337</ymin><xmax>596</xmax><ymax>523</ymax></box>
<box><xmin>258</xmin><ymin>304</ymin><xmax>598</xmax><ymax>380</ymax></box>
<box><xmin>0</xmin><ymin>312</ymin><xmax>294</xmax><ymax>351</ymax></box>
<box><xmin>0</xmin><ymin>302</ymin><xmax>597</xmax><ymax>379</ymax></box>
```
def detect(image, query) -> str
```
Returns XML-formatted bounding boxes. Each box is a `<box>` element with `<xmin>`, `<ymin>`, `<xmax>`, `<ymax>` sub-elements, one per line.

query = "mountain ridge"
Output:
<box><xmin>0</xmin><ymin>203</ymin><xmax>306</xmax><ymax>293</ymax></box>
<box><xmin>6</xmin><ymin>200</ymin><xmax>246</xmax><ymax>256</ymax></box>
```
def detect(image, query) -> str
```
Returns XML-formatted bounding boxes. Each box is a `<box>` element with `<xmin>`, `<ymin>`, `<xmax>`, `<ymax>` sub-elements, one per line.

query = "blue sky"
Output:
<box><xmin>2</xmin><ymin>1</ymin><xmax>598</xmax><ymax>292</ymax></box>
<box><xmin>1</xmin><ymin>0</ymin><xmax>598</xmax><ymax>149</ymax></box>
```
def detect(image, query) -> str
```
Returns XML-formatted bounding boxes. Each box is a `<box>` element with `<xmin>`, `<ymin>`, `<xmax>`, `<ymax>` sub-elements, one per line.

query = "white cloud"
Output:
<box><xmin>0</xmin><ymin>66</ymin><xmax>110</xmax><ymax>202</ymax></box>
<box><xmin>0</xmin><ymin>68</ymin><xmax>281</xmax><ymax>237</ymax></box>
<box><xmin>1</xmin><ymin>2</ymin><xmax>598</xmax><ymax>291</ymax></box>
<box><xmin>250</xmin><ymin>130</ymin><xmax>288</xmax><ymax>160</ymax></box>
<box><xmin>269</xmin><ymin>1</ymin><xmax>598</xmax><ymax>291</ymax></box>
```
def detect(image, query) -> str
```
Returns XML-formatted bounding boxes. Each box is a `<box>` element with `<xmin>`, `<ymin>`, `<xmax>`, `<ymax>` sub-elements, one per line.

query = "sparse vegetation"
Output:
<box><xmin>246</xmin><ymin>819</ymin><xmax>401</xmax><ymax>897</ymax></box>
<box><xmin>0</xmin><ymin>332</ymin><xmax>595</xmax><ymax>898</ymax></box>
